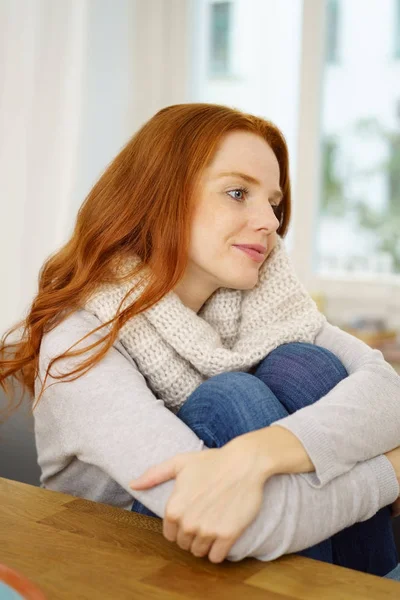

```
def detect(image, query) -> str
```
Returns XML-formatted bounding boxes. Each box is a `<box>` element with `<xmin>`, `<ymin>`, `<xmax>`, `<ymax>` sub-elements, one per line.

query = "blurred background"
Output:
<box><xmin>1</xmin><ymin>0</ymin><xmax>400</xmax><ymax>490</ymax></box>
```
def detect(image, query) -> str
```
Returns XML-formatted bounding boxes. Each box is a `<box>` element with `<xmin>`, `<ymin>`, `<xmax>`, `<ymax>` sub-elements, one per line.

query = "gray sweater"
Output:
<box><xmin>34</xmin><ymin>309</ymin><xmax>400</xmax><ymax>562</ymax></box>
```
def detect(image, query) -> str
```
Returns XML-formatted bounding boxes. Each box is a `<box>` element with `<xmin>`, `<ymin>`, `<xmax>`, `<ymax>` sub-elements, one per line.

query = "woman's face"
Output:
<box><xmin>175</xmin><ymin>130</ymin><xmax>283</xmax><ymax>312</ymax></box>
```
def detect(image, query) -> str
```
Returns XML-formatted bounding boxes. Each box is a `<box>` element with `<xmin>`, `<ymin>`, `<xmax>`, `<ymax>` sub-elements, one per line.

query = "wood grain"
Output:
<box><xmin>0</xmin><ymin>477</ymin><xmax>399</xmax><ymax>599</ymax></box>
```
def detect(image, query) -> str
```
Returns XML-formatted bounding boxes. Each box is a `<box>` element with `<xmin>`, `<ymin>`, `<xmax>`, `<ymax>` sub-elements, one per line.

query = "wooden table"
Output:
<box><xmin>1</xmin><ymin>478</ymin><xmax>399</xmax><ymax>599</ymax></box>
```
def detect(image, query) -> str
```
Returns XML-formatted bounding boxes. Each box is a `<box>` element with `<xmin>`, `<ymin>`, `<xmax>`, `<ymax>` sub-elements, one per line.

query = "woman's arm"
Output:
<box><xmin>270</xmin><ymin>320</ymin><xmax>400</xmax><ymax>488</ymax></box>
<box><xmin>231</xmin><ymin>455</ymin><xmax>398</xmax><ymax>562</ymax></box>
<box><xmin>36</xmin><ymin>310</ymin><xmax>399</xmax><ymax>562</ymax></box>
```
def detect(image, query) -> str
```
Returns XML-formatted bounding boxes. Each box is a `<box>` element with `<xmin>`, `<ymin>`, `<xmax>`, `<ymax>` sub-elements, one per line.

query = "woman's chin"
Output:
<box><xmin>220</xmin><ymin>272</ymin><xmax>259</xmax><ymax>291</ymax></box>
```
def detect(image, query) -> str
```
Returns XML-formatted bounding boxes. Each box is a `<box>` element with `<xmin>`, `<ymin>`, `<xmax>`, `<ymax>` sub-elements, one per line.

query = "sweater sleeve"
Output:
<box><xmin>35</xmin><ymin>311</ymin><xmax>399</xmax><ymax>562</ymax></box>
<box><xmin>271</xmin><ymin>320</ymin><xmax>400</xmax><ymax>488</ymax></box>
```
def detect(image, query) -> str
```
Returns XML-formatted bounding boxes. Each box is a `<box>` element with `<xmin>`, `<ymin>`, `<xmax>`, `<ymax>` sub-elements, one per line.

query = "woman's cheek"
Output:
<box><xmin>265</xmin><ymin>232</ymin><xmax>277</xmax><ymax>259</ymax></box>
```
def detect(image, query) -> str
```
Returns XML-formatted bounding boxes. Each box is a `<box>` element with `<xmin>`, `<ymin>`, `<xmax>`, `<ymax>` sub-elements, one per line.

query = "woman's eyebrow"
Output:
<box><xmin>216</xmin><ymin>171</ymin><xmax>283</xmax><ymax>199</ymax></box>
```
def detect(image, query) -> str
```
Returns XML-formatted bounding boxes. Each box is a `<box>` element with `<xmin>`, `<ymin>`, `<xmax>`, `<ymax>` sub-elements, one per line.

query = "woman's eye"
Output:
<box><xmin>227</xmin><ymin>188</ymin><xmax>248</xmax><ymax>201</ymax></box>
<box><xmin>227</xmin><ymin>189</ymin><xmax>282</xmax><ymax>215</ymax></box>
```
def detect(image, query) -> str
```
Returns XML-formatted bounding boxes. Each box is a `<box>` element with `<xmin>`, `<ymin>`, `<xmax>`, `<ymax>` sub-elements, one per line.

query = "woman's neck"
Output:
<box><xmin>173</xmin><ymin>272</ymin><xmax>219</xmax><ymax>313</ymax></box>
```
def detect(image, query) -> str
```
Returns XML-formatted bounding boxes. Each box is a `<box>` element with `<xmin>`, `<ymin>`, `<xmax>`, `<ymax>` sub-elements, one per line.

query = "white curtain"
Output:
<box><xmin>0</xmin><ymin>0</ymin><xmax>87</xmax><ymax>336</ymax></box>
<box><xmin>0</xmin><ymin>0</ymin><xmax>138</xmax><ymax>337</ymax></box>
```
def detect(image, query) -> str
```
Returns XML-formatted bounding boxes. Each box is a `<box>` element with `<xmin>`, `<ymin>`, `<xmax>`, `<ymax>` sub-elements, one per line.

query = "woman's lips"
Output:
<box><xmin>233</xmin><ymin>245</ymin><xmax>265</xmax><ymax>263</ymax></box>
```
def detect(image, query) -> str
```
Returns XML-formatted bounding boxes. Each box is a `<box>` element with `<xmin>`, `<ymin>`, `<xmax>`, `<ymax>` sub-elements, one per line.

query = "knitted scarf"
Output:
<box><xmin>84</xmin><ymin>236</ymin><xmax>326</xmax><ymax>413</ymax></box>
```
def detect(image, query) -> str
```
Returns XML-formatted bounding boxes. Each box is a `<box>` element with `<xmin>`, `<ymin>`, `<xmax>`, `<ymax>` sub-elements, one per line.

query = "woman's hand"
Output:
<box><xmin>384</xmin><ymin>446</ymin><xmax>400</xmax><ymax>518</ymax></box>
<box><xmin>129</xmin><ymin>437</ymin><xmax>275</xmax><ymax>563</ymax></box>
<box><xmin>391</xmin><ymin>497</ymin><xmax>400</xmax><ymax>518</ymax></box>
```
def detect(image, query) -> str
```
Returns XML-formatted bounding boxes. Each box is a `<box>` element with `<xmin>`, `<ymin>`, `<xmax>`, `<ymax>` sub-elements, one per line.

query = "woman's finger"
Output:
<box><xmin>190</xmin><ymin>534</ymin><xmax>215</xmax><ymax>558</ymax></box>
<box><xmin>163</xmin><ymin>513</ymin><xmax>179</xmax><ymax>542</ymax></box>
<box><xmin>208</xmin><ymin>535</ymin><xmax>235</xmax><ymax>564</ymax></box>
<box><xmin>163</xmin><ymin>496</ymin><xmax>182</xmax><ymax>542</ymax></box>
<box><xmin>176</xmin><ymin>526</ymin><xmax>196</xmax><ymax>551</ymax></box>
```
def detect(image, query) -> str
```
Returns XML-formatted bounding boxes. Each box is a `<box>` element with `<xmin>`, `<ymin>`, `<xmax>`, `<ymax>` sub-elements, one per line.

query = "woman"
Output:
<box><xmin>1</xmin><ymin>103</ymin><xmax>400</xmax><ymax>578</ymax></box>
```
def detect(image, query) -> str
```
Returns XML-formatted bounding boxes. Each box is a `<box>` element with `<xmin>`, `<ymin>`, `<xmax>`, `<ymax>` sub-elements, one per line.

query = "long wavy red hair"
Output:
<box><xmin>0</xmin><ymin>103</ymin><xmax>292</xmax><ymax>419</ymax></box>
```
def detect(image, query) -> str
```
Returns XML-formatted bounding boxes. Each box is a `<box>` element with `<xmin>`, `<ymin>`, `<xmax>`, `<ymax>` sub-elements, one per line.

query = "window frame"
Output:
<box><xmin>292</xmin><ymin>0</ymin><xmax>400</xmax><ymax>327</ymax></box>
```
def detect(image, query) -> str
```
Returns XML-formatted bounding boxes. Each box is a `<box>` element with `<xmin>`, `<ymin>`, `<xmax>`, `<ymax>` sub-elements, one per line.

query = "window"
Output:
<box><xmin>326</xmin><ymin>0</ymin><xmax>340</xmax><ymax>64</ymax></box>
<box><xmin>209</xmin><ymin>2</ymin><xmax>232</xmax><ymax>76</ymax></box>
<box><xmin>320</xmin><ymin>136</ymin><xmax>345</xmax><ymax>218</ymax></box>
<box><xmin>191</xmin><ymin>0</ymin><xmax>303</xmax><ymax>249</ymax></box>
<box><xmin>316</xmin><ymin>0</ymin><xmax>400</xmax><ymax>276</ymax></box>
<box><xmin>395</xmin><ymin>0</ymin><xmax>400</xmax><ymax>59</ymax></box>
<box><xmin>389</xmin><ymin>126</ymin><xmax>400</xmax><ymax>211</ymax></box>
<box><xmin>189</xmin><ymin>0</ymin><xmax>400</xmax><ymax>328</ymax></box>
<box><xmin>386</xmin><ymin>127</ymin><xmax>400</xmax><ymax>272</ymax></box>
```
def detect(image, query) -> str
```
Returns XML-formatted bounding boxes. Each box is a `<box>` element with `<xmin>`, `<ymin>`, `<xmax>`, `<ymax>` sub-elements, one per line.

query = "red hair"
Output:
<box><xmin>0</xmin><ymin>103</ymin><xmax>292</xmax><ymax>418</ymax></box>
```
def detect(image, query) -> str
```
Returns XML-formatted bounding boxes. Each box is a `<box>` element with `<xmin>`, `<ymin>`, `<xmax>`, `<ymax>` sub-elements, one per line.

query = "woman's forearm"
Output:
<box><xmin>224</xmin><ymin>430</ymin><xmax>400</xmax><ymax>562</ymax></box>
<box><xmin>269</xmin><ymin>322</ymin><xmax>400</xmax><ymax>488</ymax></box>
<box><xmin>226</xmin><ymin>454</ymin><xmax>399</xmax><ymax>562</ymax></box>
<box><xmin>235</xmin><ymin>422</ymin><xmax>400</xmax><ymax>491</ymax></box>
<box><xmin>234</xmin><ymin>424</ymin><xmax>315</xmax><ymax>478</ymax></box>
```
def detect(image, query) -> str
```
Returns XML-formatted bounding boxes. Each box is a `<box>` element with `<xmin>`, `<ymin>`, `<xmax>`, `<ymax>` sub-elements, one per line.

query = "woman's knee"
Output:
<box><xmin>179</xmin><ymin>372</ymin><xmax>266</xmax><ymax>419</ymax></box>
<box><xmin>254</xmin><ymin>342</ymin><xmax>348</xmax><ymax>412</ymax></box>
<box><xmin>177</xmin><ymin>371</ymin><xmax>287</xmax><ymax>435</ymax></box>
<box><xmin>258</xmin><ymin>342</ymin><xmax>347</xmax><ymax>382</ymax></box>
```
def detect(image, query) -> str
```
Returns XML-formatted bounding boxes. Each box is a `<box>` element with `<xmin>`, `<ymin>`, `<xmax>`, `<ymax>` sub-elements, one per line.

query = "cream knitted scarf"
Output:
<box><xmin>84</xmin><ymin>236</ymin><xmax>326</xmax><ymax>413</ymax></box>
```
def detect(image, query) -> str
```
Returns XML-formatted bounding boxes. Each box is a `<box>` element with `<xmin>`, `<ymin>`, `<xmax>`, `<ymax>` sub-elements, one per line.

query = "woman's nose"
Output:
<box><xmin>249</xmin><ymin>203</ymin><xmax>280</xmax><ymax>233</ymax></box>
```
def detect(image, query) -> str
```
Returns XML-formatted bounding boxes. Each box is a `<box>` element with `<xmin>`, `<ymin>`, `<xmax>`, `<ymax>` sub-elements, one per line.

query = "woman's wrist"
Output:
<box><xmin>228</xmin><ymin>424</ymin><xmax>315</xmax><ymax>481</ymax></box>
<box><xmin>384</xmin><ymin>447</ymin><xmax>400</xmax><ymax>494</ymax></box>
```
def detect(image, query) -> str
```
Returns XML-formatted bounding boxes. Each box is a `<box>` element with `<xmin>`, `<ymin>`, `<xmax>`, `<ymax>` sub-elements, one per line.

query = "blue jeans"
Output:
<box><xmin>131</xmin><ymin>342</ymin><xmax>399</xmax><ymax>577</ymax></box>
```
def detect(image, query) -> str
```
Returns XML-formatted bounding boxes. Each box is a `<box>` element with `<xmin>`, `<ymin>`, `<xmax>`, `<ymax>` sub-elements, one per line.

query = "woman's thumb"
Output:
<box><xmin>129</xmin><ymin>456</ymin><xmax>182</xmax><ymax>490</ymax></box>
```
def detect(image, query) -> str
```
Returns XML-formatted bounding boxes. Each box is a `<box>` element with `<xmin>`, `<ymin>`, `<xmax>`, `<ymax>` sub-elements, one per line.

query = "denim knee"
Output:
<box><xmin>177</xmin><ymin>371</ymin><xmax>288</xmax><ymax>447</ymax></box>
<box><xmin>178</xmin><ymin>371</ymin><xmax>269</xmax><ymax>422</ymax></box>
<box><xmin>258</xmin><ymin>342</ymin><xmax>348</xmax><ymax>381</ymax></box>
<box><xmin>253</xmin><ymin>342</ymin><xmax>348</xmax><ymax>413</ymax></box>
